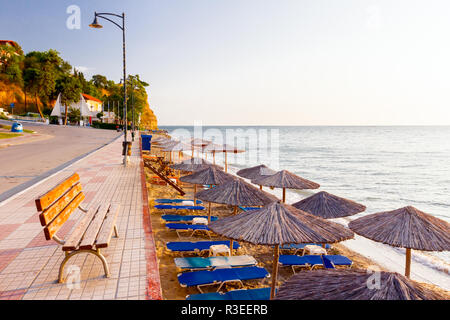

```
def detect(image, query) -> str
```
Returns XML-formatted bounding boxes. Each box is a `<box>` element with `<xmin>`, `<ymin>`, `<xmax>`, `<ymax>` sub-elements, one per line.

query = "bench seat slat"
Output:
<box><xmin>39</xmin><ymin>183</ymin><xmax>83</xmax><ymax>227</ymax></box>
<box><xmin>62</xmin><ymin>204</ymin><xmax>100</xmax><ymax>251</ymax></box>
<box><xmin>36</xmin><ymin>173</ymin><xmax>80</xmax><ymax>211</ymax></box>
<box><xmin>44</xmin><ymin>192</ymin><xmax>85</xmax><ymax>241</ymax></box>
<box><xmin>95</xmin><ymin>204</ymin><xmax>120</xmax><ymax>248</ymax></box>
<box><xmin>79</xmin><ymin>204</ymin><xmax>110</xmax><ymax>250</ymax></box>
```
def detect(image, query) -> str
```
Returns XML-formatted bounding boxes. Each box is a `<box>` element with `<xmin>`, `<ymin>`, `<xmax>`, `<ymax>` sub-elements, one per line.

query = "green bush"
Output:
<box><xmin>92</xmin><ymin>121</ymin><xmax>132</xmax><ymax>130</ymax></box>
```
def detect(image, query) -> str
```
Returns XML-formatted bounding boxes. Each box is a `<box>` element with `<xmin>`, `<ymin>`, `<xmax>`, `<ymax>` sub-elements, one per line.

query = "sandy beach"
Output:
<box><xmin>143</xmin><ymin>144</ymin><xmax>449</xmax><ymax>300</ymax></box>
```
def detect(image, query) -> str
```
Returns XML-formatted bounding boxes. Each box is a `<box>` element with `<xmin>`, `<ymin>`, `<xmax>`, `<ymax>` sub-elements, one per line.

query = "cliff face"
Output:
<box><xmin>0</xmin><ymin>80</ymin><xmax>43</xmax><ymax>115</ymax></box>
<box><xmin>141</xmin><ymin>103</ymin><xmax>158</xmax><ymax>130</ymax></box>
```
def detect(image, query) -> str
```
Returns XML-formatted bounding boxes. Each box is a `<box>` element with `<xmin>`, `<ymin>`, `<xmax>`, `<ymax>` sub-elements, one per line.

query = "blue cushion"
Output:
<box><xmin>178</xmin><ymin>266</ymin><xmax>268</xmax><ymax>287</ymax></box>
<box><xmin>324</xmin><ymin>255</ymin><xmax>352</xmax><ymax>266</ymax></box>
<box><xmin>322</xmin><ymin>256</ymin><xmax>335</xmax><ymax>269</ymax></box>
<box><xmin>154</xmin><ymin>204</ymin><xmax>205</xmax><ymax>210</ymax></box>
<box><xmin>156</xmin><ymin>199</ymin><xmax>203</xmax><ymax>204</ymax></box>
<box><xmin>166</xmin><ymin>223</ymin><xmax>209</xmax><ymax>231</ymax></box>
<box><xmin>161</xmin><ymin>215</ymin><xmax>218</xmax><ymax>222</ymax></box>
<box><xmin>279</xmin><ymin>255</ymin><xmax>310</xmax><ymax>266</ymax></box>
<box><xmin>279</xmin><ymin>255</ymin><xmax>323</xmax><ymax>267</ymax></box>
<box><xmin>167</xmin><ymin>241</ymin><xmax>240</xmax><ymax>252</ymax></box>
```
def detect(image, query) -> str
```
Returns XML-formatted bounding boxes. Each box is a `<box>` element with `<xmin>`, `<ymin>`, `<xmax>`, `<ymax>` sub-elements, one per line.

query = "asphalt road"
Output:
<box><xmin>0</xmin><ymin>120</ymin><xmax>121</xmax><ymax>201</ymax></box>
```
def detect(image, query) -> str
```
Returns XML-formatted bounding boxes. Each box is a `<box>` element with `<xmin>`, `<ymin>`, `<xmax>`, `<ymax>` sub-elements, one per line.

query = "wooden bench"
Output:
<box><xmin>35</xmin><ymin>173</ymin><xmax>120</xmax><ymax>283</ymax></box>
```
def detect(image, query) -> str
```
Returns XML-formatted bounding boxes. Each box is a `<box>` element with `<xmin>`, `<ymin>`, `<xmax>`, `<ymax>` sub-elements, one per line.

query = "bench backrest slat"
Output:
<box><xmin>39</xmin><ymin>182</ymin><xmax>83</xmax><ymax>227</ymax></box>
<box><xmin>35</xmin><ymin>173</ymin><xmax>80</xmax><ymax>211</ymax></box>
<box><xmin>44</xmin><ymin>192</ymin><xmax>85</xmax><ymax>240</ymax></box>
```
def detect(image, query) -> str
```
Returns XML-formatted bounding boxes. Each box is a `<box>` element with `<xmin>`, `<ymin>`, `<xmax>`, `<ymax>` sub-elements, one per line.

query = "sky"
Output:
<box><xmin>2</xmin><ymin>0</ymin><xmax>450</xmax><ymax>126</ymax></box>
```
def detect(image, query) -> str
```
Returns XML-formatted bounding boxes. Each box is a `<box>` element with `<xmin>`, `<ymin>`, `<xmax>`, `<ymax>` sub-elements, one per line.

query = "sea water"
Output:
<box><xmin>160</xmin><ymin>125</ymin><xmax>450</xmax><ymax>289</ymax></box>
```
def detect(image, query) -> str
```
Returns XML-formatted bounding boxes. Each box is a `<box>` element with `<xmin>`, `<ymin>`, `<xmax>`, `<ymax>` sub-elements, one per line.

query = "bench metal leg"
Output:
<box><xmin>58</xmin><ymin>248</ymin><xmax>110</xmax><ymax>283</ymax></box>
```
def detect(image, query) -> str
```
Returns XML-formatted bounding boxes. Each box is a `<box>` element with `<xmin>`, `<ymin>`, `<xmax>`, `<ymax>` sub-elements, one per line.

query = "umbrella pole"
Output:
<box><xmin>208</xmin><ymin>202</ymin><xmax>211</xmax><ymax>224</ymax></box>
<box><xmin>193</xmin><ymin>184</ymin><xmax>197</xmax><ymax>204</ymax></box>
<box><xmin>230</xmin><ymin>240</ymin><xmax>233</xmax><ymax>256</ymax></box>
<box><xmin>270</xmin><ymin>244</ymin><xmax>280</xmax><ymax>300</ymax></box>
<box><xmin>282</xmin><ymin>188</ymin><xmax>286</xmax><ymax>203</ymax></box>
<box><xmin>233</xmin><ymin>205</ymin><xmax>238</xmax><ymax>215</ymax></box>
<box><xmin>405</xmin><ymin>248</ymin><xmax>411</xmax><ymax>278</ymax></box>
<box><xmin>213</xmin><ymin>152</ymin><xmax>216</xmax><ymax>165</ymax></box>
<box><xmin>225</xmin><ymin>152</ymin><xmax>228</xmax><ymax>172</ymax></box>
<box><xmin>259</xmin><ymin>185</ymin><xmax>262</xmax><ymax>190</ymax></box>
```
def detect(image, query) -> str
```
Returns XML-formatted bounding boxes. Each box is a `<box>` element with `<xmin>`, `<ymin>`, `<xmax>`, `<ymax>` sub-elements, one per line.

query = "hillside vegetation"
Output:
<box><xmin>0</xmin><ymin>41</ymin><xmax>157</xmax><ymax>129</ymax></box>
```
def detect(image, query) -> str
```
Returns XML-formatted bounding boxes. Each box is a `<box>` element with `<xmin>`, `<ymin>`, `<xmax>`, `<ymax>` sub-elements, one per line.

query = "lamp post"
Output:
<box><xmin>89</xmin><ymin>11</ymin><xmax>129</xmax><ymax>166</ymax></box>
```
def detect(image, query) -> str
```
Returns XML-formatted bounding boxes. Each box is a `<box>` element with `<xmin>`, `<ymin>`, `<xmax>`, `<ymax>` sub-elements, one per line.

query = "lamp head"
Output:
<box><xmin>89</xmin><ymin>14</ymin><xmax>103</xmax><ymax>29</ymax></box>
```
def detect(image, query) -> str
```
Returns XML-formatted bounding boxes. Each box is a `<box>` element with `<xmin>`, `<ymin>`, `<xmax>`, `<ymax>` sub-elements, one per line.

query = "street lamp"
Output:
<box><xmin>89</xmin><ymin>11</ymin><xmax>130</xmax><ymax>166</ymax></box>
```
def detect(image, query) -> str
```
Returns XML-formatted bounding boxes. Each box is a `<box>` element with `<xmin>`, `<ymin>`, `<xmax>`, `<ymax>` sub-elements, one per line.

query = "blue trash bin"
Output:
<box><xmin>141</xmin><ymin>135</ymin><xmax>152</xmax><ymax>151</ymax></box>
<box><xmin>11</xmin><ymin>122</ymin><xmax>23</xmax><ymax>133</ymax></box>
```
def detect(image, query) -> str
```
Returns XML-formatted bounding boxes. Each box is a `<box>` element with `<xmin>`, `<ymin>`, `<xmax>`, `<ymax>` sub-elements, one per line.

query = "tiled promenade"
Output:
<box><xmin>0</xmin><ymin>135</ymin><xmax>162</xmax><ymax>300</ymax></box>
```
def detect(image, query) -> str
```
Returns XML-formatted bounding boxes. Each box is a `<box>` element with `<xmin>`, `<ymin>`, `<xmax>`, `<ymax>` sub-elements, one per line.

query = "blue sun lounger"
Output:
<box><xmin>186</xmin><ymin>287</ymin><xmax>271</xmax><ymax>300</ymax></box>
<box><xmin>323</xmin><ymin>255</ymin><xmax>352</xmax><ymax>268</ymax></box>
<box><xmin>238</xmin><ymin>206</ymin><xmax>261</xmax><ymax>212</ymax></box>
<box><xmin>154</xmin><ymin>204</ymin><xmax>206</xmax><ymax>211</ymax></box>
<box><xmin>155</xmin><ymin>198</ymin><xmax>203</xmax><ymax>205</ymax></box>
<box><xmin>175</xmin><ymin>255</ymin><xmax>257</xmax><ymax>271</ymax></box>
<box><xmin>166</xmin><ymin>223</ymin><xmax>211</xmax><ymax>238</ymax></box>
<box><xmin>161</xmin><ymin>215</ymin><xmax>218</xmax><ymax>223</ymax></box>
<box><xmin>177</xmin><ymin>266</ymin><xmax>270</xmax><ymax>293</ymax></box>
<box><xmin>279</xmin><ymin>254</ymin><xmax>352</xmax><ymax>273</ymax></box>
<box><xmin>167</xmin><ymin>241</ymin><xmax>241</xmax><ymax>255</ymax></box>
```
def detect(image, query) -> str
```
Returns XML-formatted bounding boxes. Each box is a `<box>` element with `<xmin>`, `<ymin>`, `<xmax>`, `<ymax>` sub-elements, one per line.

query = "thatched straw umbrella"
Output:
<box><xmin>170</xmin><ymin>157</ymin><xmax>221</xmax><ymax>172</ymax></box>
<box><xmin>151</xmin><ymin>137</ymin><xmax>173</xmax><ymax>157</ymax></box>
<box><xmin>237</xmin><ymin>164</ymin><xmax>276</xmax><ymax>190</ymax></box>
<box><xmin>195</xmin><ymin>178</ymin><xmax>279</xmax><ymax>215</ymax></box>
<box><xmin>157</xmin><ymin>140</ymin><xmax>182</xmax><ymax>162</ymax></box>
<box><xmin>274</xmin><ymin>269</ymin><xmax>447</xmax><ymax>300</ymax></box>
<box><xmin>252</xmin><ymin>170</ymin><xmax>320</xmax><ymax>203</ymax></box>
<box><xmin>292</xmin><ymin>191</ymin><xmax>366</xmax><ymax>219</ymax></box>
<box><xmin>208</xmin><ymin>201</ymin><xmax>354</xmax><ymax>299</ymax></box>
<box><xmin>162</xmin><ymin>141</ymin><xmax>193</xmax><ymax>162</ymax></box>
<box><xmin>190</xmin><ymin>138</ymin><xmax>211</xmax><ymax>158</ymax></box>
<box><xmin>349</xmin><ymin>206</ymin><xmax>450</xmax><ymax>278</ymax></box>
<box><xmin>151</xmin><ymin>136</ymin><xmax>171</xmax><ymax>145</ymax></box>
<box><xmin>180</xmin><ymin>166</ymin><xmax>236</xmax><ymax>221</ymax></box>
<box><xmin>203</xmin><ymin>143</ymin><xmax>245</xmax><ymax>173</ymax></box>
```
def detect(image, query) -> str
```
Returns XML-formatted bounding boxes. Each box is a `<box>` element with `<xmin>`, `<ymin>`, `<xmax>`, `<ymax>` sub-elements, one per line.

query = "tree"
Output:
<box><xmin>55</xmin><ymin>74</ymin><xmax>82</xmax><ymax>125</ymax></box>
<box><xmin>74</xmin><ymin>69</ymin><xmax>101</xmax><ymax>98</ymax></box>
<box><xmin>23</xmin><ymin>50</ymin><xmax>69</xmax><ymax>116</ymax></box>
<box><xmin>126</xmin><ymin>74</ymin><xmax>149</xmax><ymax>125</ymax></box>
<box><xmin>67</xmin><ymin>107</ymin><xmax>81</xmax><ymax>124</ymax></box>
<box><xmin>91</xmin><ymin>74</ymin><xmax>108</xmax><ymax>89</ymax></box>
<box><xmin>0</xmin><ymin>44</ymin><xmax>24</xmax><ymax>86</ymax></box>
